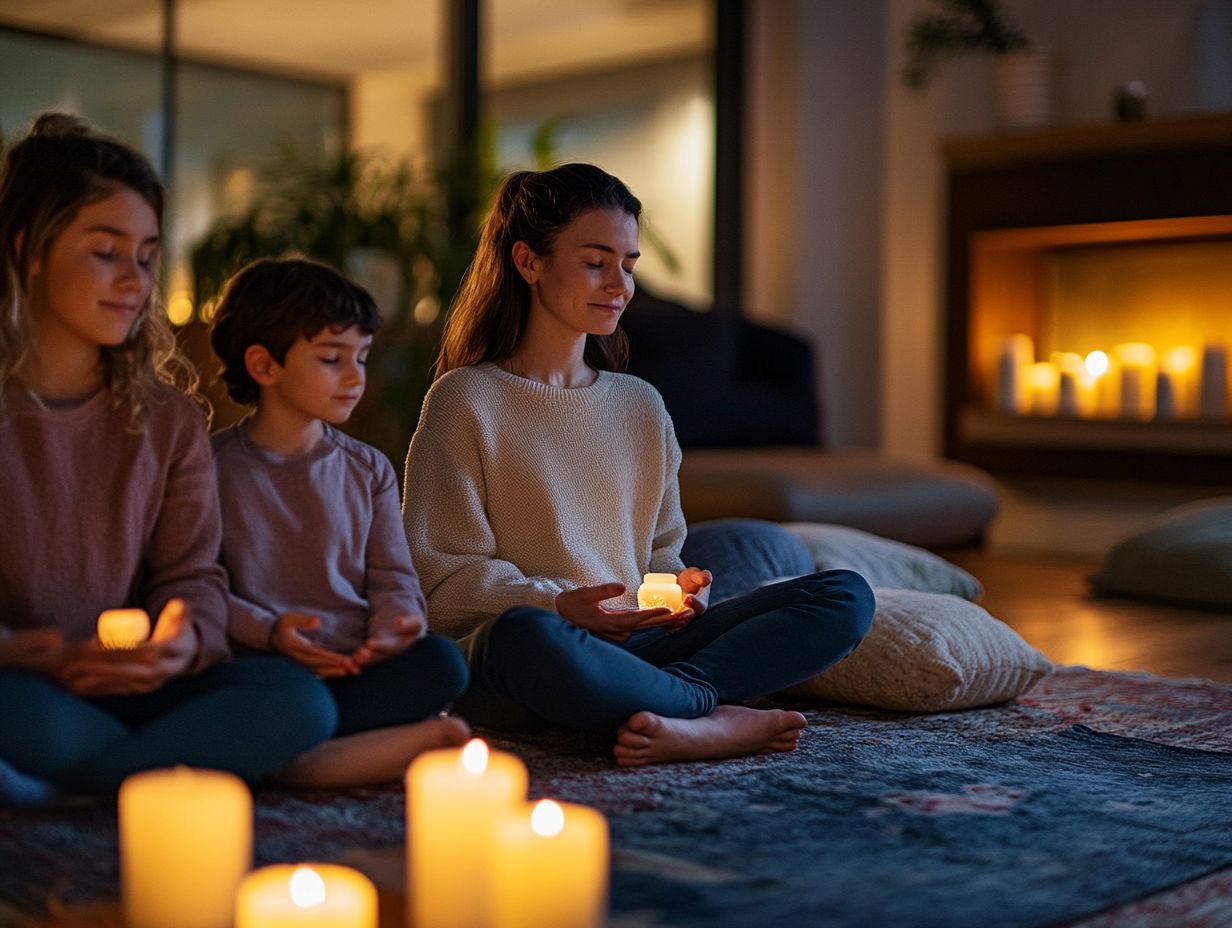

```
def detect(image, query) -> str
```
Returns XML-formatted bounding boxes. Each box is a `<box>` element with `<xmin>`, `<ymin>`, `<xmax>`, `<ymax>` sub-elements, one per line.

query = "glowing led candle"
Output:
<box><xmin>120</xmin><ymin>767</ymin><xmax>252</xmax><ymax>928</ymax></box>
<box><xmin>491</xmin><ymin>799</ymin><xmax>609</xmax><ymax>928</ymax></box>
<box><xmin>1200</xmin><ymin>343</ymin><xmax>1228</xmax><ymax>420</ymax></box>
<box><xmin>1085</xmin><ymin>350</ymin><xmax>1118</xmax><ymax>417</ymax></box>
<box><xmin>1114</xmin><ymin>342</ymin><xmax>1157</xmax><ymax>420</ymax></box>
<box><xmin>407</xmin><ymin>738</ymin><xmax>528</xmax><ymax>928</ymax></box>
<box><xmin>235</xmin><ymin>864</ymin><xmax>376</xmax><ymax>928</ymax></box>
<box><xmin>97</xmin><ymin>608</ymin><xmax>151</xmax><ymax>650</ymax></box>
<box><xmin>996</xmin><ymin>334</ymin><xmax>1034</xmax><ymax>414</ymax></box>
<box><xmin>1160</xmin><ymin>346</ymin><xmax>1199</xmax><ymax>419</ymax></box>
<box><xmin>1024</xmin><ymin>362</ymin><xmax>1059</xmax><ymax>416</ymax></box>
<box><xmin>636</xmin><ymin>573</ymin><xmax>684</xmax><ymax>612</ymax></box>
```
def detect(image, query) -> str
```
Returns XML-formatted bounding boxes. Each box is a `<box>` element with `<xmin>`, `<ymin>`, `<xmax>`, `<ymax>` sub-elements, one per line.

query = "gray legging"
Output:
<box><xmin>458</xmin><ymin>520</ymin><xmax>874</xmax><ymax>732</ymax></box>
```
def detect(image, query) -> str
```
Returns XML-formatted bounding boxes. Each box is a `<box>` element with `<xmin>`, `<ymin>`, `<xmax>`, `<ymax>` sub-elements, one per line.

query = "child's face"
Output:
<box><xmin>27</xmin><ymin>187</ymin><xmax>160</xmax><ymax>352</ymax></box>
<box><xmin>264</xmin><ymin>325</ymin><xmax>372</xmax><ymax>426</ymax></box>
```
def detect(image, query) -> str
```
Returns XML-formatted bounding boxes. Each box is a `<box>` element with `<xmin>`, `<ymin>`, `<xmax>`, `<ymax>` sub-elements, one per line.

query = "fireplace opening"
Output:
<box><xmin>944</xmin><ymin>115</ymin><xmax>1232</xmax><ymax>484</ymax></box>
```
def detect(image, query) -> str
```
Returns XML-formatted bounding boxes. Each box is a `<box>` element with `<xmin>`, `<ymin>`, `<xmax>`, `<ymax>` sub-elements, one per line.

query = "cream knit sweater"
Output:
<box><xmin>403</xmin><ymin>362</ymin><xmax>687</xmax><ymax>640</ymax></box>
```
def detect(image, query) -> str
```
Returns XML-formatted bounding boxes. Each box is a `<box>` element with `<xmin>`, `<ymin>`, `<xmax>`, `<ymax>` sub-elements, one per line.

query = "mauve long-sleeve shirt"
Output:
<box><xmin>212</xmin><ymin>421</ymin><xmax>427</xmax><ymax>653</ymax></box>
<box><xmin>0</xmin><ymin>384</ymin><xmax>230</xmax><ymax>669</ymax></box>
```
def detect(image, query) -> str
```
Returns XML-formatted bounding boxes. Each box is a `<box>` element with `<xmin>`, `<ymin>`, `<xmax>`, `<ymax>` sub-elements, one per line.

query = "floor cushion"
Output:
<box><xmin>677</xmin><ymin>448</ymin><xmax>999</xmax><ymax>549</ymax></box>
<box><xmin>787</xmin><ymin>588</ymin><xmax>1053</xmax><ymax>712</ymax></box>
<box><xmin>783</xmin><ymin>523</ymin><xmax>982</xmax><ymax>600</ymax></box>
<box><xmin>1089</xmin><ymin>498</ymin><xmax>1232</xmax><ymax>610</ymax></box>
<box><xmin>681</xmin><ymin>518</ymin><xmax>814</xmax><ymax>603</ymax></box>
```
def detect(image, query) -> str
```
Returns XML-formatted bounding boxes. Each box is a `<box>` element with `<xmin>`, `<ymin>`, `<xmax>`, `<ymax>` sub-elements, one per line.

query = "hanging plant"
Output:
<box><xmin>902</xmin><ymin>0</ymin><xmax>1031</xmax><ymax>89</ymax></box>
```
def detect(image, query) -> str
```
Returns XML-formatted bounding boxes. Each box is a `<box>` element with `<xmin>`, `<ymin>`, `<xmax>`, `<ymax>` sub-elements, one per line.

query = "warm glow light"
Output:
<box><xmin>413</xmin><ymin>295</ymin><xmax>440</xmax><ymax>326</ymax></box>
<box><xmin>98</xmin><ymin>608</ymin><xmax>151</xmax><ymax>650</ymax></box>
<box><xmin>199</xmin><ymin>297</ymin><xmax>220</xmax><ymax>323</ymax></box>
<box><xmin>166</xmin><ymin>291</ymin><xmax>194</xmax><ymax>326</ymax></box>
<box><xmin>1163</xmin><ymin>346</ymin><xmax>1197</xmax><ymax>374</ymax></box>
<box><xmin>531</xmin><ymin>799</ymin><xmax>565</xmax><ymax>837</ymax></box>
<box><xmin>1085</xmin><ymin>350</ymin><xmax>1109</xmax><ymax>377</ymax></box>
<box><xmin>1025</xmin><ymin>362</ymin><xmax>1058</xmax><ymax>390</ymax></box>
<box><xmin>289</xmin><ymin>866</ymin><xmax>326</xmax><ymax>909</ymax></box>
<box><xmin>460</xmin><ymin>738</ymin><xmax>489</xmax><ymax>774</ymax></box>
<box><xmin>637</xmin><ymin>573</ymin><xmax>684</xmax><ymax>611</ymax></box>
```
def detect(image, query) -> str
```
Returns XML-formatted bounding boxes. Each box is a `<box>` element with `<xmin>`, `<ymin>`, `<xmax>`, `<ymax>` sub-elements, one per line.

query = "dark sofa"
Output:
<box><xmin>621</xmin><ymin>288</ymin><xmax>999</xmax><ymax>549</ymax></box>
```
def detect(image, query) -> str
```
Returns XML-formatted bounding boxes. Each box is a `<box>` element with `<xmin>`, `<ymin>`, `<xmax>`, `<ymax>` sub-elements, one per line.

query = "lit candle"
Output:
<box><xmin>1161</xmin><ymin>346</ymin><xmax>1199</xmax><ymax>419</ymax></box>
<box><xmin>1200</xmin><ymin>343</ymin><xmax>1228</xmax><ymax>420</ymax></box>
<box><xmin>120</xmin><ymin>767</ymin><xmax>252</xmax><ymax>928</ymax></box>
<box><xmin>1114</xmin><ymin>342</ymin><xmax>1157</xmax><ymax>420</ymax></box>
<box><xmin>1051</xmin><ymin>353</ymin><xmax>1095</xmax><ymax>417</ymax></box>
<box><xmin>1086</xmin><ymin>349</ymin><xmax>1117</xmax><ymax>418</ymax></box>
<box><xmin>406</xmin><ymin>738</ymin><xmax>528</xmax><ymax>928</ymax></box>
<box><xmin>995</xmin><ymin>334</ymin><xmax>1034</xmax><ymax>415</ymax></box>
<box><xmin>636</xmin><ymin>573</ymin><xmax>684</xmax><ymax>612</ymax></box>
<box><xmin>235</xmin><ymin>864</ymin><xmax>376</xmax><ymax>928</ymax></box>
<box><xmin>1023</xmin><ymin>362</ymin><xmax>1059</xmax><ymax>416</ymax></box>
<box><xmin>490</xmin><ymin>799</ymin><xmax>609</xmax><ymax>928</ymax></box>
<box><xmin>97</xmin><ymin>608</ymin><xmax>151</xmax><ymax>650</ymax></box>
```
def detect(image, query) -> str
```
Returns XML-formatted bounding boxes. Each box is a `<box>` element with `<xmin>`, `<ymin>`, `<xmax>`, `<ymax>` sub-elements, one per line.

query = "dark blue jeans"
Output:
<box><xmin>459</xmin><ymin>569</ymin><xmax>874</xmax><ymax>733</ymax></box>
<box><xmin>0</xmin><ymin>655</ymin><xmax>336</xmax><ymax>792</ymax></box>
<box><xmin>327</xmin><ymin>633</ymin><xmax>469</xmax><ymax>737</ymax></box>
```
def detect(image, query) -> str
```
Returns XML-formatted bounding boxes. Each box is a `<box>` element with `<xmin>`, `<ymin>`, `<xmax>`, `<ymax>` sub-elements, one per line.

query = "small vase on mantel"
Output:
<box><xmin>994</xmin><ymin>48</ymin><xmax>1056</xmax><ymax>129</ymax></box>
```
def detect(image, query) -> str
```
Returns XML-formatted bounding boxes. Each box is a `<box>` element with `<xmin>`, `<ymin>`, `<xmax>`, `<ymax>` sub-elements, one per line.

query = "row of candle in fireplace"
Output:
<box><xmin>120</xmin><ymin>742</ymin><xmax>605</xmax><ymax>928</ymax></box>
<box><xmin>993</xmin><ymin>335</ymin><xmax>1229</xmax><ymax>420</ymax></box>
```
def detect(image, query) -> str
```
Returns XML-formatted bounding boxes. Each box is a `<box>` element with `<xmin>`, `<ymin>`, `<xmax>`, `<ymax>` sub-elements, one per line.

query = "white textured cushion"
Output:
<box><xmin>1090</xmin><ymin>498</ymin><xmax>1232</xmax><ymax>610</ymax></box>
<box><xmin>783</xmin><ymin>523</ymin><xmax>982</xmax><ymax>600</ymax></box>
<box><xmin>787</xmin><ymin>589</ymin><xmax>1052</xmax><ymax>712</ymax></box>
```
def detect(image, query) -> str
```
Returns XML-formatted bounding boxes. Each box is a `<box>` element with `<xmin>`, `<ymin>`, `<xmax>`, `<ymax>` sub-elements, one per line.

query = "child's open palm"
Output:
<box><xmin>352</xmin><ymin>614</ymin><xmax>426</xmax><ymax>667</ymax></box>
<box><xmin>271</xmin><ymin>612</ymin><xmax>359</xmax><ymax>678</ymax></box>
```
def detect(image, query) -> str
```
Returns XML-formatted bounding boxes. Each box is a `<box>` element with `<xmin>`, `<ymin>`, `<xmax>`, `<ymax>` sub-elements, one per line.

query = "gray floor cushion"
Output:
<box><xmin>1090</xmin><ymin>498</ymin><xmax>1232</xmax><ymax>610</ymax></box>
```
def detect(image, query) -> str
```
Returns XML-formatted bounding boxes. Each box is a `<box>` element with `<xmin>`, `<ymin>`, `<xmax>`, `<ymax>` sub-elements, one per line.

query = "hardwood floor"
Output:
<box><xmin>948</xmin><ymin>549</ymin><xmax>1232</xmax><ymax>684</ymax></box>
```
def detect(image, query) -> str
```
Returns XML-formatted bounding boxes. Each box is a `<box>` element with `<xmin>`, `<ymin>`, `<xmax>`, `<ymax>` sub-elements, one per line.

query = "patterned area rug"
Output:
<box><xmin>2</xmin><ymin>666</ymin><xmax>1230</xmax><ymax>927</ymax></box>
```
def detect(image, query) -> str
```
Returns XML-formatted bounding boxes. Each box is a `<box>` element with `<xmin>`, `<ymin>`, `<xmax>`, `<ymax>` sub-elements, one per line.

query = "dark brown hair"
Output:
<box><xmin>209</xmin><ymin>255</ymin><xmax>381</xmax><ymax>406</ymax></box>
<box><xmin>434</xmin><ymin>163</ymin><xmax>641</xmax><ymax>380</ymax></box>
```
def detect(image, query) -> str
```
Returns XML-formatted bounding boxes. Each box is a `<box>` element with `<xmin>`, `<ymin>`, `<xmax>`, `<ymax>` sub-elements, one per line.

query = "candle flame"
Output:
<box><xmin>289</xmin><ymin>866</ymin><xmax>326</xmax><ymax>909</ymax></box>
<box><xmin>1163</xmin><ymin>345</ymin><xmax>1197</xmax><ymax>374</ymax></box>
<box><xmin>531</xmin><ymin>799</ymin><xmax>565</xmax><ymax>837</ymax></box>
<box><xmin>460</xmin><ymin>738</ymin><xmax>489</xmax><ymax>774</ymax></box>
<box><xmin>1085</xmin><ymin>350</ymin><xmax>1109</xmax><ymax>377</ymax></box>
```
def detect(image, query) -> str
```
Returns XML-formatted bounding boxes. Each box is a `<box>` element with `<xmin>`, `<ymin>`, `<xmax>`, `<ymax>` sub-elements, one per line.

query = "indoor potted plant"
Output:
<box><xmin>903</xmin><ymin>0</ymin><xmax>1053</xmax><ymax>128</ymax></box>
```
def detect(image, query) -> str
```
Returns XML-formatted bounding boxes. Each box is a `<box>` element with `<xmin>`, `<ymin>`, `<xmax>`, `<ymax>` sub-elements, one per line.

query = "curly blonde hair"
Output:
<box><xmin>0</xmin><ymin>113</ymin><xmax>197</xmax><ymax>426</ymax></box>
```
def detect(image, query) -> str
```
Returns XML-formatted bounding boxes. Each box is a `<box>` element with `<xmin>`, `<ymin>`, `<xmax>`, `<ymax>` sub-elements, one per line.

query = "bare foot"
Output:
<box><xmin>613</xmin><ymin>705</ymin><xmax>807</xmax><ymax>767</ymax></box>
<box><xmin>274</xmin><ymin>716</ymin><xmax>471</xmax><ymax>788</ymax></box>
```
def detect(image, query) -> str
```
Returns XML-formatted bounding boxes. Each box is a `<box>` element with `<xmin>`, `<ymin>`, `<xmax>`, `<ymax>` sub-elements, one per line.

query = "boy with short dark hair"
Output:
<box><xmin>210</xmin><ymin>256</ymin><xmax>469</xmax><ymax>786</ymax></box>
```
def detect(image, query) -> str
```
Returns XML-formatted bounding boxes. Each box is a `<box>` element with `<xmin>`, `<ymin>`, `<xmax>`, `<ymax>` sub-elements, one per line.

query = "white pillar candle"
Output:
<box><xmin>1114</xmin><ymin>342</ymin><xmax>1157</xmax><ymax>420</ymax></box>
<box><xmin>995</xmin><ymin>334</ymin><xmax>1034</xmax><ymax>415</ymax></box>
<box><xmin>636</xmin><ymin>573</ymin><xmax>684</xmax><ymax>612</ymax></box>
<box><xmin>1200</xmin><ymin>343</ymin><xmax>1228</xmax><ymax>419</ymax></box>
<box><xmin>235</xmin><ymin>863</ymin><xmax>376</xmax><ymax>928</ymax></box>
<box><xmin>406</xmin><ymin>738</ymin><xmax>528</xmax><ymax>928</ymax></box>
<box><xmin>97</xmin><ymin>608</ymin><xmax>151</xmax><ymax>650</ymax></box>
<box><xmin>120</xmin><ymin>767</ymin><xmax>252</xmax><ymax>928</ymax></box>
<box><xmin>1155</xmin><ymin>370</ymin><xmax>1178</xmax><ymax>421</ymax></box>
<box><xmin>490</xmin><ymin>800</ymin><xmax>609</xmax><ymax>928</ymax></box>
<box><xmin>1024</xmin><ymin>362</ymin><xmax>1059</xmax><ymax>416</ymax></box>
<box><xmin>1161</xmin><ymin>346</ymin><xmax>1199</xmax><ymax>418</ymax></box>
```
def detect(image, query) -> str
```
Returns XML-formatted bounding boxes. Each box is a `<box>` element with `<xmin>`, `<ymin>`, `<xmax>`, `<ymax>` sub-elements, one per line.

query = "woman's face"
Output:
<box><xmin>27</xmin><ymin>186</ymin><xmax>160</xmax><ymax>353</ymax></box>
<box><xmin>521</xmin><ymin>206</ymin><xmax>639</xmax><ymax>339</ymax></box>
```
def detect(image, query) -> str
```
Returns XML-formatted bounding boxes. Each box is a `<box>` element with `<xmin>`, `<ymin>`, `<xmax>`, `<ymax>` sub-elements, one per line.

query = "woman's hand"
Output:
<box><xmin>352</xmin><ymin>614</ymin><xmax>426</xmax><ymax>667</ymax></box>
<box><xmin>678</xmin><ymin>567</ymin><xmax>713</xmax><ymax>617</ymax></box>
<box><xmin>554</xmin><ymin>583</ymin><xmax>673</xmax><ymax>642</ymax></box>
<box><xmin>58</xmin><ymin>599</ymin><xmax>200</xmax><ymax>696</ymax></box>
<box><xmin>0</xmin><ymin>627</ymin><xmax>64</xmax><ymax>672</ymax></box>
<box><xmin>271</xmin><ymin>612</ymin><xmax>359</xmax><ymax>678</ymax></box>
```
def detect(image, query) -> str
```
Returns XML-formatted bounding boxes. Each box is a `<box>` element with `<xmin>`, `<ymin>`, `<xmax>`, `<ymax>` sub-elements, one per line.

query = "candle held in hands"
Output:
<box><xmin>97</xmin><ymin>608</ymin><xmax>151</xmax><ymax>650</ymax></box>
<box><xmin>637</xmin><ymin>573</ymin><xmax>684</xmax><ymax>612</ymax></box>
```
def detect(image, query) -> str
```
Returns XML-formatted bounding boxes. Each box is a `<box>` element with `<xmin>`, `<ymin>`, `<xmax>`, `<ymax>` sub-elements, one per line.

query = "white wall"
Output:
<box><xmin>748</xmin><ymin>0</ymin><xmax>886</xmax><ymax>448</ymax></box>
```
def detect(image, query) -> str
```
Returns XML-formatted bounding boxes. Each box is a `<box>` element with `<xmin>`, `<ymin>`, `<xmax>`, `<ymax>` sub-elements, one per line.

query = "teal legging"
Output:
<box><xmin>459</xmin><ymin>568</ymin><xmax>875</xmax><ymax>733</ymax></box>
<box><xmin>0</xmin><ymin>656</ymin><xmax>336</xmax><ymax>792</ymax></box>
